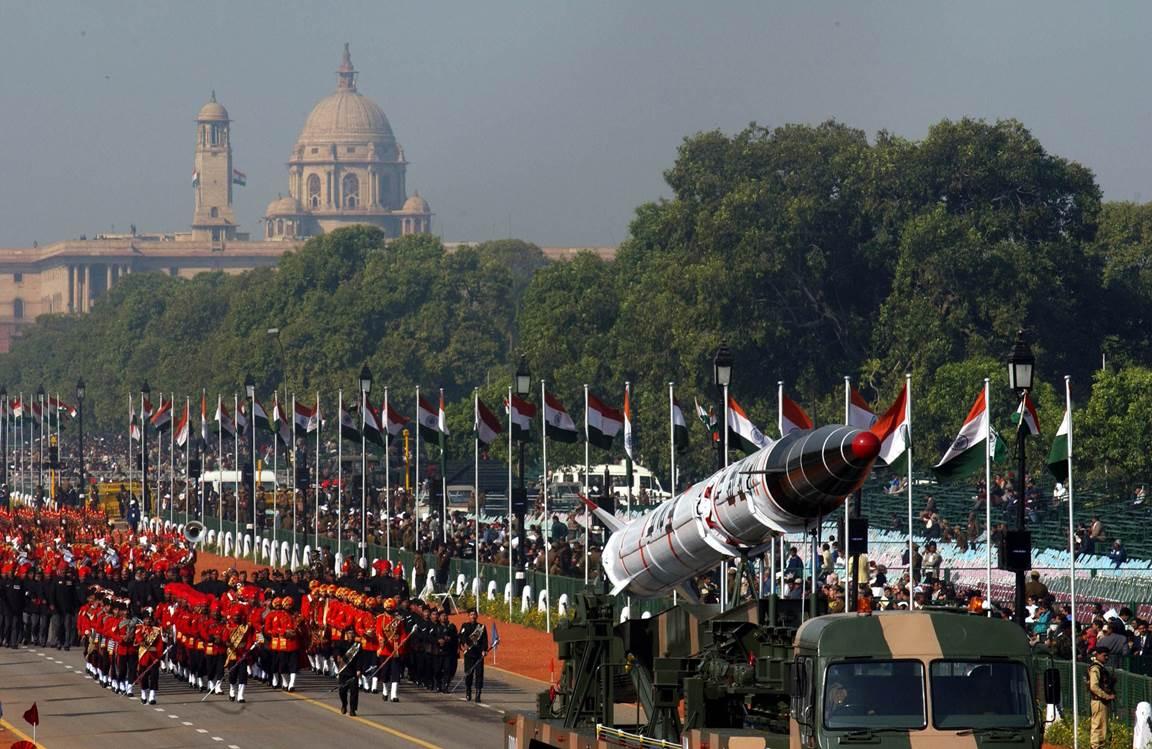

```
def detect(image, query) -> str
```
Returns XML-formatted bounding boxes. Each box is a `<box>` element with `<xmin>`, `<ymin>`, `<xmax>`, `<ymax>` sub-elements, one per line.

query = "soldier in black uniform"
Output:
<box><xmin>51</xmin><ymin>567</ymin><xmax>81</xmax><ymax>650</ymax></box>
<box><xmin>4</xmin><ymin>570</ymin><xmax>28</xmax><ymax>647</ymax></box>
<box><xmin>458</xmin><ymin>609</ymin><xmax>488</xmax><ymax>702</ymax></box>
<box><xmin>436</xmin><ymin>609</ymin><xmax>458</xmax><ymax>692</ymax></box>
<box><xmin>334</xmin><ymin>638</ymin><xmax>361</xmax><ymax>716</ymax></box>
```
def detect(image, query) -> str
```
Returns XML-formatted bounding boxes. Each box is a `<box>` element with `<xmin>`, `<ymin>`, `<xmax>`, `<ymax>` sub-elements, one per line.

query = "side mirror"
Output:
<box><xmin>1044</xmin><ymin>668</ymin><xmax>1061</xmax><ymax>706</ymax></box>
<box><xmin>788</xmin><ymin>661</ymin><xmax>800</xmax><ymax>697</ymax></box>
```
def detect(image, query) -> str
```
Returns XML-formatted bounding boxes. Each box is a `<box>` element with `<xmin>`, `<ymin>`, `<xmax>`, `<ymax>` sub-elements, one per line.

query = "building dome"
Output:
<box><xmin>296</xmin><ymin>44</ymin><xmax>394</xmax><ymax>146</ymax></box>
<box><xmin>266</xmin><ymin>194</ymin><xmax>302</xmax><ymax>216</ymax></box>
<box><xmin>197</xmin><ymin>91</ymin><xmax>229</xmax><ymax>121</ymax></box>
<box><xmin>402</xmin><ymin>192</ymin><xmax>430</xmax><ymax>213</ymax></box>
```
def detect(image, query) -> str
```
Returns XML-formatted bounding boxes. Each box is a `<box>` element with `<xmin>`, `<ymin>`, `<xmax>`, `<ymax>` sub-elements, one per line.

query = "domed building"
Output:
<box><xmin>264</xmin><ymin>44</ymin><xmax>432</xmax><ymax>239</ymax></box>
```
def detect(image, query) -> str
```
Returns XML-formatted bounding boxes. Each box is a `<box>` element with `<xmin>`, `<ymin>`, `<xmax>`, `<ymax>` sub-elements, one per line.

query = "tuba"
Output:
<box><xmin>183</xmin><ymin>521</ymin><xmax>206</xmax><ymax>546</ymax></box>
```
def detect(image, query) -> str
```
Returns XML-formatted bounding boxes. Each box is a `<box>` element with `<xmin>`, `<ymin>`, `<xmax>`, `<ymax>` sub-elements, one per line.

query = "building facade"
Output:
<box><xmin>0</xmin><ymin>45</ymin><xmax>608</xmax><ymax>353</ymax></box>
<box><xmin>262</xmin><ymin>44</ymin><xmax>432</xmax><ymax>240</ymax></box>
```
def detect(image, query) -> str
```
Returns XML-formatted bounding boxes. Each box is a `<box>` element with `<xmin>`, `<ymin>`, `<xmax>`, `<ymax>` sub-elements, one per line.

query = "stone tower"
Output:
<box><xmin>191</xmin><ymin>91</ymin><xmax>238</xmax><ymax>241</ymax></box>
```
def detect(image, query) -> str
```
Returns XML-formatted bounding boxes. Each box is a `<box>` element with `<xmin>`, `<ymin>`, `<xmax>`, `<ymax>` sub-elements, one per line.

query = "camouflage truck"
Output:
<box><xmin>504</xmin><ymin>593</ymin><xmax>1056</xmax><ymax>749</ymax></box>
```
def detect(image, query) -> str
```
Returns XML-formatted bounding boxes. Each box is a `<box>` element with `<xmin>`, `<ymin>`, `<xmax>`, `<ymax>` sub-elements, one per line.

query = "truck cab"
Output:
<box><xmin>787</xmin><ymin>611</ymin><xmax>1044</xmax><ymax>749</ymax></box>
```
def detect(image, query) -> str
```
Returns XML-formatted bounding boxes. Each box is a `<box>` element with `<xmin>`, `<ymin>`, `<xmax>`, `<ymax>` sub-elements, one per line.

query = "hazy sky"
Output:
<box><xmin>1</xmin><ymin>1</ymin><xmax>1149</xmax><ymax>247</ymax></box>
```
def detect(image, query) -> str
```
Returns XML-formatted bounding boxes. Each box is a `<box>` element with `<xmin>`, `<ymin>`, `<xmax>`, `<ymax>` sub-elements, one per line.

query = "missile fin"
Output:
<box><xmin>677</xmin><ymin>583</ymin><xmax>702</xmax><ymax>605</ymax></box>
<box><xmin>580</xmin><ymin>494</ymin><xmax>624</xmax><ymax>533</ymax></box>
<box><xmin>609</xmin><ymin>573</ymin><xmax>639</xmax><ymax>596</ymax></box>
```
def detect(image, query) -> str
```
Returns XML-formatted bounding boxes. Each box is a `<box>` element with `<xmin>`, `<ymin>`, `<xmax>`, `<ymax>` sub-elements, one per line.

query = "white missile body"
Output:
<box><xmin>594</xmin><ymin>425</ymin><xmax>880</xmax><ymax>599</ymax></box>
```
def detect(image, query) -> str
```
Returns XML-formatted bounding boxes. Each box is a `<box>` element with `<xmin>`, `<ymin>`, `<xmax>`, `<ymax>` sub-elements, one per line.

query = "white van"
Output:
<box><xmin>551</xmin><ymin>460</ymin><xmax>670</xmax><ymax>503</ymax></box>
<box><xmin>202</xmin><ymin>469</ymin><xmax>277</xmax><ymax>492</ymax></box>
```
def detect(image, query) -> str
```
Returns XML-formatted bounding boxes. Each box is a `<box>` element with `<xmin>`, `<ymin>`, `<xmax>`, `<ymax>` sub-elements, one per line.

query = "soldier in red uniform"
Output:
<box><xmin>224</xmin><ymin>606</ymin><xmax>258</xmax><ymax>703</ymax></box>
<box><xmin>133</xmin><ymin>608</ymin><xmax>165</xmax><ymax>705</ymax></box>
<box><xmin>375</xmin><ymin>597</ymin><xmax>407</xmax><ymax>702</ymax></box>
<box><xmin>355</xmin><ymin>596</ymin><xmax>380</xmax><ymax>693</ymax></box>
<box><xmin>264</xmin><ymin>597</ymin><xmax>302</xmax><ymax>692</ymax></box>
<box><xmin>202</xmin><ymin>604</ymin><xmax>226</xmax><ymax>695</ymax></box>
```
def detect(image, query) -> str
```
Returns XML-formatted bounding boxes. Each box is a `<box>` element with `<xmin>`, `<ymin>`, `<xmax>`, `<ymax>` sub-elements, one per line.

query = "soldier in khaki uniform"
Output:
<box><xmin>1087</xmin><ymin>645</ymin><xmax>1116</xmax><ymax>749</ymax></box>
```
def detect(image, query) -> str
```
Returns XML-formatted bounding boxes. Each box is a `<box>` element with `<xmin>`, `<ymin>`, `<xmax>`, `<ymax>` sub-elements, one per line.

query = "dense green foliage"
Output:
<box><xmin>6</xmin><ymin>117</ymin><xmax>1152</xmax><ymax>489</ymax></box>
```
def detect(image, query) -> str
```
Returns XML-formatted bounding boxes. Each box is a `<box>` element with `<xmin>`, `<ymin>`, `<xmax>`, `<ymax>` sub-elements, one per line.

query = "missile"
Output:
<box><xmin>588</xmin><ymin>425</ymin><xmax>880</xmax><ymax>600</ymax></box>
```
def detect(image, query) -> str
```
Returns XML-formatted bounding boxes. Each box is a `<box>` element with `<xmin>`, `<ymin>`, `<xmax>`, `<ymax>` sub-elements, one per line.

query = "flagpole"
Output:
<box><xmin>361</xmin><ymin>386</ymin><xmax>369</xmax><ymax>569</ymax></box>
<box><xmin>185</xmin><ymin>396</ymin><xmax>191</xmax><ymax>526</ymax></box>
<box><xmin>541</xmin><ymin>379</ymin><xmax>550</xmax><ymax>634</ymax></box>
<box><xmin>844</xmin><ymin>376</ymin><xmax>852</xmax><ymax>611</ymax></box>
<box><xmin>291</xmin><ymin>391</ymin><xmax>297</xmax><ymax>566</ymax></box>
<box><xmin>384</xmin><ymin>386</ymin><xmax>391</xmax><ymax>563</ymax></box>
<box><xmin>127</xmin><ymin>393</ymin><xmax>134</xmax><ymax>516</ymax></box>
<box><xmin>217</xmin><ymin>396</ymin><xmax>224</xmax><ymax>539</ymax></box>
<box><xmin>169</xmin><ymin>394</ymin><xmax>175</xmax><ymax>525</ymax></box>
<box><xmin>251</xmin><ymin>389</ymin><xmax>258</xmax><ymax>564</ymax></box>
<box><xmin>624</xmin><ymin>382</ymin><xmax>633</xmax><ymax>519</ymax></box>
<box><xmin>273</xmin><ymin>393</ymin><xmax>280</xmax><ymax>566</ymax></box>
<box><xmin>337</xmin><ymin>389</ymin><xmax>343</xmax><ymax>570</ymax></box>
<box><xmin>315</xmin><ymin>391</ymin><xmax>321</xmax><ymax>555</ymax></box>
<box><xmin>905</xmin><ymin>373</ymin><xmax>914</xmax><ymax>594</ymax></box>
<box><xmin>669</xmin><ymin>382</ymin><xmax>679</xmax><ymax>605</ymax></box>
<box><xmin>474</xmin><ymin>388</ymin><xmax>481</xmax><ymax>581</ymax></box>
<box><xmin>1064</xmin><ymin>375</ymin><xmax>1079</xmax><ymax>745</ymax></box>
<box><xmin>583</xmin><ymin>383</ymin><xmax>590</xmax><ymax>585</ymax></box>
<box><xmin>439</xmin><ymin>387</ymin><xmax>447</xmax><ymax>545</ymax></box>
<box><xmin>984</xmin><ymin>377</ymin><xmax>992</xmax><ymax>607</ymax></box>
<box><xmin>507</xmin><ymin>385</ymin><xmax>514</xmax><ymax>620</ymax></box>
<box><xmin>415</xmin><ymin>386</ymin><xmax>421</xmax><ymax>557</ymax></box>
<box><xmin>232</xmin><ymin>394</ymin><xmax>239</xmax><ymax>556</ymax></box>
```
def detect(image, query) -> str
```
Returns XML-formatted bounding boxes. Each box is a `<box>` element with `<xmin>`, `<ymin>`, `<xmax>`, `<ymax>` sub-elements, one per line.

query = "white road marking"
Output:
<box><xmin>197</xmin><ymin>728</ymin><xmax>209</xmax><ymax>734</ymax></box>
<box><xmin>212</xmin><ymin>737</ymin><xmax>223</xmax><ymax>742</ymax></box>
<box><xmin>154</xmin><ymin>707</ymin><xmax>164</xmax><ymax>712</ymax></box>
<box><xmin>228</xmin><ymin>745</ymin><xmax>241</xmax><ymax>749</ymax></box>
<box><xmin>168</xmin><ymin>715</ymin><xmax>179</xmax><ymax>719</ymax></box>
<box><xmin>182</xmin><ymin>721</ymin><xmax>193</xmax><ymax>726</ymax></box>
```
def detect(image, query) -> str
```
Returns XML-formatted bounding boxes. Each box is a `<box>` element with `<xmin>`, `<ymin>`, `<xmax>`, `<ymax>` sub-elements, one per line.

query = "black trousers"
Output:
<box><xmin>464</xmin><ymin>653</ymin><xmax>484</xmax><ymax>694</ymax></box>
<box><xmin>139</xmin><ymin>660</ymin><xmax>160</xmax><ymax>691</ymax></box>
<box><xmin>227</xmin><ymin>660</ymin><xmax>248</xmax><ymax>685</ymax></box>
<box><xmin>338</xmin><ymin>675</ymin><xmax>359</xmax><ymax>713</ymax></box>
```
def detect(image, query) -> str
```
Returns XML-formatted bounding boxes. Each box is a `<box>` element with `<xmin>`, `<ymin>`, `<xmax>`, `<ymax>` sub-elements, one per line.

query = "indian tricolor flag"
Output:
<box><xmin>339</xmin><ymin>403</ymin><xmax>360</xmax><ymax>442</ymax></box>
<box><xmin>848</xmin><ymin>386</ymin><xmax>876</xmax><ymax>430</ymax></box>
<box><xmin>671</xmin><ymin>396</ymin><xmax>688</xmax><ymax>449</ymax></box>
<box><xmin>623</xmin><ymin>384</ymin><xmax>635</xmax><ymax>460</ymax></box>
<box><xmin>543</xmin><ymin>391</ymin><xmax>578</xmax><ymax>443</ymax></box>
<box><xmin>1047</xmin><ymin>406</ymin><xmax>1071</xmax><ymax>482</ymax></box>
<box><xmin>474</xmin><ymin>396</ymin><xmax>503</xmax><ymax>448</ymax></box>
<box><xmin>870</xmin><ymin>384</ymin><xmax>909</xmax><ymax>469</ymax></box>
<box><xmin>417</xmin><ymin>395</ymin><xmax>440</xmax><ymax>443</ymax></box>
<box><xmin>933</xmin><ymin>388</ymin><xmax>1005</xmax><ymax>480</ymax></box>
<box><xmin>215</xmin><ymin>396</ymin><xmax>236</xmax><ymax>437</ymax></box>
<box><xmin>506</xmin><ymin>395</ymin><xmax>535</xmax><ymax>442</ymax></box>
<box><xmin>585</xmin><ymin>392</ymin><xmax>623</xmax><ymax>451</ymax></box>
<box><xmin>779</xmin><ymin>390</ymin><xmax>813</xmax><ymax>436</ymax></box>
<box><xmin>200</xmin><ymin>392</ymin><xmax>210</xmax><ymax>442</ymax></box>
<box><xmin>1012</xmin><ymin>392</ymin><xmax>1040</xmax><ymax>437</ymax></box>
<box><xmin>174</xmin><ymin>402</ymin><xmax>191</xmax><ymax>448</ymax></box>
<box><xmin>382</xmin><ymin>399</ymin><xmax>409</xmax><ymax>437</ymax></box>
<box><xmin>150</xmin><ymin>398</ymin><xmax>173</xmax><ymax>433</ymax></box>
<box><xmin>727</xmin><ymin>396</ymin><xmax>772</xmax><ymax>453</ymax></box>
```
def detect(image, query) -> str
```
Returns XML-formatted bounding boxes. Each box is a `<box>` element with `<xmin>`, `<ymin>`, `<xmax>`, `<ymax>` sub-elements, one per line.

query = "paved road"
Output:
<box><xmin>0</xmin><ymin>645</ymin><xmax>540</xmax><ymax>749</ymax></box>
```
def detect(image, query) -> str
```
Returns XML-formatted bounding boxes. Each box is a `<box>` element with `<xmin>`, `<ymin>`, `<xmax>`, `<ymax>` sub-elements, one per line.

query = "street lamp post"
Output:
<box><xmin>713</xmin><ymin>342</ymin><xmax>733</xmax><ymax>609</ymax></box>
<box><xmin>513</xmin><ymin>356</ymin><xmax>531</xmax><ymax>594</ymax></box>
<box><xmin>1007</xmin><ymin>330</ymin><xmax>1035</xmax><ymax>628</ymax></box>
<box><xmin>76</xmin><ymin>379</ymin><xmax>86</xmax><ymax>508</ymax></box>
<box><xmin>245</xmin><ymin>374</ymin><xmax>257</xmax><ymax>561</ymax></box>
<box><xmin>141</xmin><ymin>382</ymin><xmax>151</xmax><ymax>514</ymax></box>
<box><xmin>359</xmin><ymin>365</ymin><xmax>372</xmax><ymax>567</ymax></box>
<box><xmin>35</xmin><ymin>385</ymin><xmax>45</xmax><ymax>495</ymax></box>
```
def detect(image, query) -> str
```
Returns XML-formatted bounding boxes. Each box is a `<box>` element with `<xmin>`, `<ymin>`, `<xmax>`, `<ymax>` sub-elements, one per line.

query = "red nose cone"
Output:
<box><xmin>851</xmin><ymin>431</ymin><xmax>881</xmax><ymax>461</ymax></box>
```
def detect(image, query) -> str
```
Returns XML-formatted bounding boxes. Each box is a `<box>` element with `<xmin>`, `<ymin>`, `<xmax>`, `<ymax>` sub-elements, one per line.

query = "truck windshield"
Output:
<box><xmin>823</xmin><ymin>660</ymin><xmax>925</xmax><ymax>730</ymax></box>
<box><xmin>929</xmin><ymin>660</ymin><xmax>1034</xmax><ymax>729</ymax></box>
